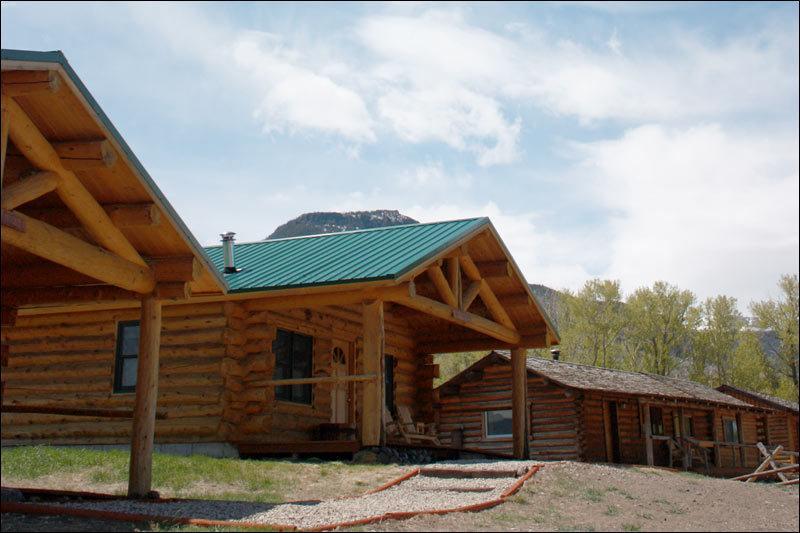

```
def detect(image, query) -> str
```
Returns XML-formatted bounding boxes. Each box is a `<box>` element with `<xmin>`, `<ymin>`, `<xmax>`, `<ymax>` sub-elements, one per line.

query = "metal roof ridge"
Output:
<box><xmin>204</xmin><ymin>217</ymin><xmax>489</xmax><ymax>249</ymax></box>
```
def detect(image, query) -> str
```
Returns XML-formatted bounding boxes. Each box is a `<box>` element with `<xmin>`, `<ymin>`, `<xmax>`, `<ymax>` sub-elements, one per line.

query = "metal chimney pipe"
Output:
<box><xmin>220</xmin><ymin>232</ymin><xmax>237</xmax><ymax>273</ymax></box>
<box><xmin>550</xmin><ymin>348</ymin><xmax>560</xmax><ymax>362</ymax></box>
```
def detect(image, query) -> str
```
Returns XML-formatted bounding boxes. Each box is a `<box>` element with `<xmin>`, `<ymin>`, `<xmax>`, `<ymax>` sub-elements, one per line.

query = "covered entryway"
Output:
<box><xmin>1</xmin><ymin>50</ymin><xmax>226</xmax><ymax>497</ymax></box>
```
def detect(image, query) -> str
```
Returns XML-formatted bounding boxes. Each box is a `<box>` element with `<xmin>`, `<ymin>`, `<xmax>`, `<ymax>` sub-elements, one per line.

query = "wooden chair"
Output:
<box><xmin>396</xmin><ymin>405</ymin><xmax>441</xmax><ymax>446</ymax></box>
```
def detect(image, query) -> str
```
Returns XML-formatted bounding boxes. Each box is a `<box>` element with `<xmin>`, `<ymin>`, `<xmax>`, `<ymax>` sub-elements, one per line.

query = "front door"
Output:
<box><xmin>330</xmin><ymin>341</ymin><xmax>349</xmax><ymax>424</ymax></box>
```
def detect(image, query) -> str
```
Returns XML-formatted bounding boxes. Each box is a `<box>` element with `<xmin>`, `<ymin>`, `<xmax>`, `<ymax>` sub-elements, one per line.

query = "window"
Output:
<box><xmin>385</xmin><ymin>355</ymin><xmax>395</xmax><ymax>414</ymax></box>
<box><xmin>684</xmin><ymin>416</ymin><xmax>695</xmax><ymax>438</ymax></box>
<box><xmin>113</xmin><ymin>321</ymin><xmax>140</xmax><ymax>393</ymax></box>
<box><xmin>723</xmin><ymin>418</ymin><xmax>739</xmax><ymax>443</ymax></box>
<box><xmin>650</xmin><ymin>407</ymin><xmax>664</xmax><ymax>435</ymax></box>
<box><xmin>272</xmin><ymin>329</ymin><xmax>313</xmax><ymax>405</ymax></box>
<box><xmin>484</xmin><ymin>409</ymin><xmax>513</xmax><ymax>438</ymax></box>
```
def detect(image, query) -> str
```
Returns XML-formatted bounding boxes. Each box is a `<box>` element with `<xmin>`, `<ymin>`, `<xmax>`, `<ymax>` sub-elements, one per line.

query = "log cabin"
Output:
<box><xmin>716</xmin><ymin>384</ymin><xmax>799</xmax><ymax>453</ymax></box>
<box><xmin>435</xmin><ymin>351</ymin><xmax>790</xmax><ymax>475</ymax></box>
<box><xmin>1</xmin><ymin>50</ymin><xmax>558</xmax><ymax>497</ymax></box>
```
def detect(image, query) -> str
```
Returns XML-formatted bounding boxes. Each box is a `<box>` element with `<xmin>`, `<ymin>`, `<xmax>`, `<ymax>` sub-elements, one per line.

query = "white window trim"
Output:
<box><xmin>483</xmin><ymin>409</ymin><xmax>513</xmax><ymax>440</ymax></box>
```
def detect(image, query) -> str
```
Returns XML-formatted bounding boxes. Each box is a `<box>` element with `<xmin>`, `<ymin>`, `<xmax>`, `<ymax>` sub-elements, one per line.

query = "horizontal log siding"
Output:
<box><xmin>435</xmin><ymin>362</ymin><xmax>581</xmax><ymax>459</ymax></box>
<box><xmin>2</xmin><ymin>303</ymin><xmax>227</xmax><ymax>445</ymax></box>
<box><xmin>230</xmin><ymin>305</ymin><xmax>419</xmax><ymax>445</ymax></box>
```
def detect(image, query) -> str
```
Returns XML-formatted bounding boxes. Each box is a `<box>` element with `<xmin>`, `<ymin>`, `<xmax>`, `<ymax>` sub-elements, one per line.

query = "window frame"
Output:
<box><xmin>483</xmin><ymin>409</ymin><xmax>514</xmax><ymax>439</ymax></box>
<box><xmin>650</xmin><ymin>406</ymin><xmax>665</xmax><ymax>436</ymax></box>
<box><xmin>113</xmin><ymin>320</ymin><xmax>140</xmax><ymax>394</ymax></box>
<box><xmin>722</xmin><ymin>417</ymin><xmax>739</xmax><ymax>443</ymax></box>
<box><xmin>272</xmin><ymin>329</ymin><xmax>314</xmax><ymax>406</ymax></box>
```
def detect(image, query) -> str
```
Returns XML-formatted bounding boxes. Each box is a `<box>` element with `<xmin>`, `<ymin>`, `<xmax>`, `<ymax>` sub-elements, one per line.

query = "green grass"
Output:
<box><xmin>622</xmin><ymin>523</ymin><xmax>642</xmax><ymax>532</ymax></box>
<box><xmin>583</xmin><ymin>487</ymin><xmax>606</xmax><ymax>503</ymax></box>
<box><xmin>603</xmin><ymin>504</ymin><xmax>620</xmax><ymax>516</ymax></box>
<box><xmin>1</xmin><ymin>445</ymin><xmax>384</xmax><ymax>503</ymax></box>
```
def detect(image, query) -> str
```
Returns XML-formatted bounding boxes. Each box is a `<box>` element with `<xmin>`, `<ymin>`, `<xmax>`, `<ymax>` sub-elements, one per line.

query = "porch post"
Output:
<box><xmin>642</xmin><ymin>402</ymin><xmax>654</xmax><ymax>466</ymax></box>
<box><xmin>511</xmin><ymin>347</ymin><xmax>528</xmax><ymax>459</ymax></box>
<box><xmin>679</xmin><ymin>407</ymin><xmax>690</xmax><ymax>470</ymax></box>
<box><xmin>711</xmin><ymin>409</ymin><xmax>722</xmax><ymax>468</ymax></box>
<box><xmin>362</xmin><ymin>299</ymin><xmax>385</xmax><ymax>447</ymax></box>
<box><xmin>736</xmin><ymin>412</ymin><xmax>746</xmax><ymax>467</ymax></box>
<box><xmin>128</xmin><ymin>293</ymin><xmax>162</xmax><ymax>498</ymax></box>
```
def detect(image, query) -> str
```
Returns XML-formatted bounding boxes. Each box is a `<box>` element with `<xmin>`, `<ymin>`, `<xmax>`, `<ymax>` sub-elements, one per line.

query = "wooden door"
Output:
<box><xmin>330</xmin><ymin>341</ymin><xmax>349</xmax><ymax>424</ymax></box>
<box><xmin>603</xmin><ymin>400</ymin><xmax>622</xmax><ymax>463</ymax></box>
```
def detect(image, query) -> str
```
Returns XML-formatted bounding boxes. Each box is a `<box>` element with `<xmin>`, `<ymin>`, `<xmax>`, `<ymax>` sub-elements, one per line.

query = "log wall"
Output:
<box><xmin>1</xmin><ymin>302</ymin><xmax>228</xmax><ymax>444</ymax></box>
<box><xmin>1</xmin><ymin>301</ymin><xmax>424</xmax><ymax>449</ymax></box>
<box><xmin>435</xmin><ymin>361</ymin><xmax>582</xmax><ymax>459</ymax></box>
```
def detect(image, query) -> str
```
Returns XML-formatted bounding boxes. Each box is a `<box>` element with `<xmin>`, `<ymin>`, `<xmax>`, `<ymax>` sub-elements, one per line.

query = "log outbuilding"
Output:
<box><xmin>435</xmin><ymin>351</ymin><xmax>791</xmax><ymax>475</ymax></box>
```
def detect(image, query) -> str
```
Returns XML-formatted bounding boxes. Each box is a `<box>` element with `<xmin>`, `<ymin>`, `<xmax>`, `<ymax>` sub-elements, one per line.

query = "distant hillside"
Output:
<box><xmin>529</xmin><ymin>283</ymin><xmax>565</xmax><ymax>328</ymax></box>
<box><xmin>267</xmin><ymin>210</ymin><xmax>418</xmax><ymax>239</ymax></box>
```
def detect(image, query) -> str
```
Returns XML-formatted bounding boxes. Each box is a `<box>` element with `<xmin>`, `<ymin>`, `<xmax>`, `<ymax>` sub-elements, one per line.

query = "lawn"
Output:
<box><xmin>1</xmin><ymin>445</ymin><xmax>406</xmax><ymax>503</ymax></box>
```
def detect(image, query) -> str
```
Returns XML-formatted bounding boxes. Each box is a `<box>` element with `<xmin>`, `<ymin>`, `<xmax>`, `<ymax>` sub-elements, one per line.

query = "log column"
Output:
<box><xmin>128</xmin><ymin>293</ymin><xmax>162</xmax><ymax>498</ymax></box>
<box><xmin>642</xmin><ymin>402</ymin><xmax>654</xmax><ymax>466</ymax></box>
<box><xmin>511</xmin><ymin>347</ymin><xmax>528</xmax><ymax>459</ymax></box>
<box><xmin>361</xmin><ymin>300</ymin><xmax>385</xmax><ymax>447</ymax></box>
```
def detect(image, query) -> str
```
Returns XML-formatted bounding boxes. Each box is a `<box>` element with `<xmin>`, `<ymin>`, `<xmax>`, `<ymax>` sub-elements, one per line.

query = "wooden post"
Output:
<box><xmin>711</xmin><ymin>409</ymin><xmax>722</xmax><ymax>468</ymax></box>
<box><xmin>511</xmin><ymin>347</ymin><xmax>528</xmax><ymax>459</ymax></box>
<box><xmin>736</xmin><ymin>413</ymin><xmax>746</xmax><ymax>467</ymax></box>
<box><xmin>642</xmin><ymin>402</ymin><xmax>654</xmax><ymax>466</ymax></box>
<box><xmin>679</xmin><ymin>407</ymin><xmax>690</xmax><ymax>470</ymax></box>
<box><xmin>1</xmin><ymin>96</ymin><xmax>9</xmax><ymax>186</ymax></box>
<box><xmin>128</xmin><ymin>294</ymin><xmax>162</xmax><ymax>498</ymax></box>
<box><xmin>361</xmin><ymin>300</ymin><xmax>385</xmax><ymax>447</ymax></box>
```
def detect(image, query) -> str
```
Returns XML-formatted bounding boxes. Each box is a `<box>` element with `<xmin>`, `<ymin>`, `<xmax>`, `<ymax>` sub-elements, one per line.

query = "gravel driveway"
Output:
<box><xmin>43</xmin><ymin>460</ymin><xmax>540</xmax><ymax>530</ymax></box>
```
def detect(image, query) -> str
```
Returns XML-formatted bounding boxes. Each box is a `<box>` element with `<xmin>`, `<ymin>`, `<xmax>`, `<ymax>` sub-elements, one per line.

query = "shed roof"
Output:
<box><xmin>204</xmin><ymin>218</ymin><xmax>488</xmax><ymax>293</ymax></box>
<box><xmin>716</xmin><ymin>384</ymin><xmax>799</xmax><ymax>414</ymax></box>
<box><xmin>440</xmin><ymin>351</ymin><xmax>754</xmax><ymax>409</ymax></box>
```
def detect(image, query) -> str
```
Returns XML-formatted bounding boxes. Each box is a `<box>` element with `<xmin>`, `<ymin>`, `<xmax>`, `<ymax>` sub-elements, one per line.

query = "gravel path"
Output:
<box><xmin>48</xmin><ymin>460</ymin><xmax>539</xmax><ymax>530</ymax></box>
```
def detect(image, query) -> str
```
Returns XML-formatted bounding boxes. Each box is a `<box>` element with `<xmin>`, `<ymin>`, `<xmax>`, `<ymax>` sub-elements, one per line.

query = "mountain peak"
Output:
<box><xmin>267</xmin><ymin>210</ymin><xmax>419</xmax><ymax>239</ymax></box>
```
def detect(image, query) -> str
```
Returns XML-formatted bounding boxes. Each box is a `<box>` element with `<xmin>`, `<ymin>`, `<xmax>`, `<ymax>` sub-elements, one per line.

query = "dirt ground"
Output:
<box><xmin>2</xmin><ymin>461</ymin><xmax>798</xmax><ymax>532</ymax></box>
<box><xmin>358</xmin><ymin>462</ymin><xmax>800</xmax><ymax>532</ymax></box>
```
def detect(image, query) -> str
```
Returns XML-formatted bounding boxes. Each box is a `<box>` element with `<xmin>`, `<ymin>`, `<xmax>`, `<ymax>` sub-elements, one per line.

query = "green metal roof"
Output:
<box><xmin>1</xmin><ymin>49</ymin><xmax>228</xmax><ymax>292</ymax></box>
<box><xmin>204</xmin><ymin>218</ymin><xmax>488</xmax><ymax>293</ymax></box>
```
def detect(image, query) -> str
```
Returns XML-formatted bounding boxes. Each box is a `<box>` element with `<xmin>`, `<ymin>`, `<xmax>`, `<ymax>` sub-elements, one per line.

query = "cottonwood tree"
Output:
<box><xmin>751</xmin><ymin>274</ymin><xmax>799</xmax><ymax>400</ymax></box>
<box><xmin>561</xmin><ymin>279</ymin><xmax>626</xmax><ymax>368</ymax></box>
<box><xmin>624</xmin><ymin>281</ymin><xmax>699</xmax><ymax>375</ymax></box>
<box><xmin>690</xmin><ymin>295</ymin><xmax>746</xmax><ymax>385</ymax></box>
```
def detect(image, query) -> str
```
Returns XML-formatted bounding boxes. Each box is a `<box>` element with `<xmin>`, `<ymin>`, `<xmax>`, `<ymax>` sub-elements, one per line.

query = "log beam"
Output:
<box><xmin>462</xmin><ymin>281</ymin><xmax>482</xmax><ymax>311</ymax></box>
<box><xmin>1</xmin><ymin>209</ymin><xmax>155</xmax><ymax>294</ymax></box>
<box><xmin>128</xmin><ymin>293</ymin><xmax>162</xmax><ymax>498</ymax></box>
<box><xmin>246</xmin><ymin>283</ymin><xmax>413</xmax><ymax>312</ymax></box>
<box><xmin>1</xmin><ymin>171</ymin><xmax>59</xmax><ymax>210</ymax></box>
<box><xmin>459</xmin><ymin>255</ymin><xmax>516</xmax><ymax>330</ymax></box>
<box><xmin>362</xmin><ymin>300</ymin><xmax>385</xmax><ymax>447</ymax></box>
<box><xmin>446</xmin><ymin>256</ymin><xmax>462</xmax><ymax>309</ymax></box>
<box><xmin>1</xmin><ymin>96</ymin><xmax>8</xmax><ymax>185</ymax></box>
<box><xmin>474</xmin><ymin>260</ymin><xmax>512</xmax><ymax>278</ymax></box>
<box><xmin>3</xmin><ymin>94</ymin><xmax>146</xmax><ymax>266</ymax></box>
<box><xmin>511</xmin><ymin>347</ymin><xmax>528</xmax><ymax>459</ymax></box>
<box><xmin>1</xmin><ymin>70</ymin><xmax>61</xmax><ymax>97</ymax></box>
<box><xmin>389</xmin><ymin>290</ymin><xmax>520</xmax><ymax>345</ymax></box>
<box><xmin>53</xmin><ymin>140</ymin><xmax>117</xmax><ymax>168</ymax></box>
<box><xmin>416</xmin><ymin>333</ymin><xmax>547</xmax><ymax>354</ymax></box>
<box><xmin>427</xmin><ymin>264</ymin><xmax>458</xmax><ymax>308</ymax></box>
<box><xmin>23</xmin><ymin>203</ymin><xmax>161</xmax><ymax>230</ymax></box>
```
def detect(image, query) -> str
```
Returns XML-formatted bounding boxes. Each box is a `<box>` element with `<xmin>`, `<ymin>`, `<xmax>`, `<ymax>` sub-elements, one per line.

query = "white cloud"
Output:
<box><xmin>404</xmin><ymin>202</ymin><xmax>595</xmax><ymax>291</ymax></box>
<box><xmin>231</xmin><ymin>32</ymin><xmax>376</xmax><ymax>143</ymax></box>
<box><xmin>397</xmin><ymin>161</ymin><xmax>473</xmax><ymax>189</ymax></box>
<box><xmin>573</xmin><ymin>123</ymin><xmax>799</xmax><ymax>304</ymax></box>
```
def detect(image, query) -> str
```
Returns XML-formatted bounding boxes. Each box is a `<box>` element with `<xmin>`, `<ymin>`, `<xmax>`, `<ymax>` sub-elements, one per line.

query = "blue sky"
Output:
<box><xmin>2</xmin><ymin>1</ymin><xmax>798</xmax><ymax>308</ymax></box>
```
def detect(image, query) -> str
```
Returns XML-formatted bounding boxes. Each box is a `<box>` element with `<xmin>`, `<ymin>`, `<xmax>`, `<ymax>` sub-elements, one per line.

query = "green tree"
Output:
<box><xmin>728</xmin><ymin>330</ymin><xmax>772</xmax><ymax>392</ymax></box>
<box><xmin>624</xmin><ymin>281</ymin><xmax>699</xmax><ymax>375</ymax></box>
<box><xmin>750</xmin><ymin>274</ymin><xmax>799</xmax><ymax>399</ymax></box>
<box><xmin>690</xmin><ymin>295</ymin><xmax>745</xmax><ymax>385</ymax></box>
<box><xmin>562</xmin><ymin>279</ymin><xmax>626</xmax><ymax>368</ymax></box>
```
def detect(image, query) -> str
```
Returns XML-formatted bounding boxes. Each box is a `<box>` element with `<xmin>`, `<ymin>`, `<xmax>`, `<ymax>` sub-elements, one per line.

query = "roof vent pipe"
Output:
<box><xmin>220</xmin><ymin>232</ymin><xmax>237</xmax><ymax>273</ymax></box>
<box><xmin>550</xmin><ymin>348</ymin><xmax>560</xmax><ymax>362</ymax></box>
